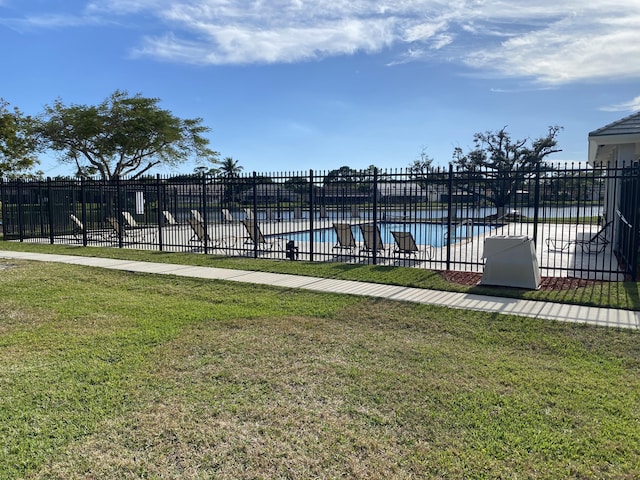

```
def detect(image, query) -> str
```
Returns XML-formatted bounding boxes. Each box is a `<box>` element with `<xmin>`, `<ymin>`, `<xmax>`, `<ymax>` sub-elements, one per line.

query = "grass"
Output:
<box><xmin>1</xmin><ymin>258</ymin><xmax>639</xmax><ymax>478</ymax></box>
<box><xmin>1</xmin><ymin>241</ymin><xmax>640</xmax><ymax>310</ymax></box>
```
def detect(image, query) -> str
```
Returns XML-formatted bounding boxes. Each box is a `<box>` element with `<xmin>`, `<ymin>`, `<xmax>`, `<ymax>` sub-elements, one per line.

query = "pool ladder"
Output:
<box><xmin>444</xmin><ymin>219</ymin><xmax>474</xmax><ymax>243</ymax></box>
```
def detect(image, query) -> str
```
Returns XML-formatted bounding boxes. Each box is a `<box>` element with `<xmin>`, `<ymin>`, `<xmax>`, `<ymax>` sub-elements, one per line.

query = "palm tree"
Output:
<box><xmin>219</xmin><ymin>157</ymin><xmax>244</xmax><ymax>203</ymax></box>
<box><xmin>220</xmin><ymin>157</ymin><xmax>243</xmax><ymax>178</ymax></box>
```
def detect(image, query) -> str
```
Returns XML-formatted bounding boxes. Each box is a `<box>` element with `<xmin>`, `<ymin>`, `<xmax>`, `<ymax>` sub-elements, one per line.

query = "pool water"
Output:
<box><xmin>284</xmin><ymin>222</ymin><xmax>494</xmax><ymax>248</ymax></box>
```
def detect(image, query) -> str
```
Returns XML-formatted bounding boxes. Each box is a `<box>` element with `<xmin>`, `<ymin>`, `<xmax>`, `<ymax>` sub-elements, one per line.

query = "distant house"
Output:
<box><xmin>239</xmin><ymin>184</ymin><xmax>298</xmax><ymax>203</ymax></box>
<box><xmin>376</xmin><ymin>182</ymin><xmax>426</xmax><ymax>202</ymax></box>
<box><xmin>171</xmin><ymin>181</ymin><xmax>225</xmax><ymax>203</ymax></box>
<box><xmin>318</xmin><ymin>184</ymin><xmax>371</xmax><ymax>204</ymax></box>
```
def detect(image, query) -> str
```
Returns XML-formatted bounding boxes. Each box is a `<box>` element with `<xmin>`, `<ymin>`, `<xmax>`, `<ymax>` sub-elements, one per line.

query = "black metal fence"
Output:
<box><xmin>2</xmin><ymin>163</ymin><xmax>639</xmax><ymax>280</ymax></box>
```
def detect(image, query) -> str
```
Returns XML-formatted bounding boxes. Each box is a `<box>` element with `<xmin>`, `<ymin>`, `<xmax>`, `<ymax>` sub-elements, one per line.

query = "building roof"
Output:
<box><xmin>589</xmin><ymin>112</ymin><xmax>640</xmax><ymax>138</ymax></box>
<box><xmin>588</xmin><ymin>112</ymin><xmax>640</xmax><ymax>165</ymax></box>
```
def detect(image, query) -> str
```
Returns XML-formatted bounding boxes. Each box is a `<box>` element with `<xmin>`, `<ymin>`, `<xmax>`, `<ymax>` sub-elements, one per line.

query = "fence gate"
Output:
<box><xmin>615</xmin><ymin>163</ymin><xmax>640</xmax><ymax>279</ymax></box>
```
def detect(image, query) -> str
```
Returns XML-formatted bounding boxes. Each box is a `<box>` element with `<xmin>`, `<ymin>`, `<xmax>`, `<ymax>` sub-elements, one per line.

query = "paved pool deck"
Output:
<box><xmin>1</xmin><ymin>249</ymin><xmax>637</xmax><ymax>331</ymax></box>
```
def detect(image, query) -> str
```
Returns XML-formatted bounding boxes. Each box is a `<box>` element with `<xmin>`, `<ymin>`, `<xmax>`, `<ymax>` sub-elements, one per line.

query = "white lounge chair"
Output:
<box><xmin>221</xmin><ymin>208</ymin><xmax>234</xmax><ymax>222</ymax></box>
<box><xmin>162</xmin><ymin>210</ymin><xmax>179</xmax><ymax>225</ymax></box>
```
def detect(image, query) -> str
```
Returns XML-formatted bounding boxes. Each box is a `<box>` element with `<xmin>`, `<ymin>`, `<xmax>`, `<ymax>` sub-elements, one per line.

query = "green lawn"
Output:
<box><xmin>1</xmin><ymin>255</ymin><xmax>639</xmax><ymax>478</ymax></box>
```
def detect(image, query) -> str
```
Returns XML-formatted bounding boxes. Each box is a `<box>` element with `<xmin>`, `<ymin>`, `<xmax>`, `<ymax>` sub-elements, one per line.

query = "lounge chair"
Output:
<box><xmin>70</xmin><ymin>214</ymin><xmax>110</xmax><ymax>242</ymax></box>
<box><xmin>391</xmin><ymin>231</ymin><xmax>434</xmax><ymax>260</ymax></box>
<box><xmin>108</xmin><ymin>216</ymin><xmax>149</xmax><ymax>242</ymax></box>
<box><xmin>187</xmin><ymin>217</ymin><xmax>225</xmax><ymax>249</ymax></box>
<box><xmin>546</xmin><ymin>221</ymin><xmax>612</xmax><ymax>254</ymax></box>
<box><xmin>359</xmin><ymin>223</ymin><xmax>385</xmax><ymax>254</ymax></box>
<box><xmin>191</xmin><ymin>209</ymin><xmax>205</xmax><ymax>223</ymax></box>
<box><xmin>221</xmin><ymin>208</ymin><xmax>234</xmax><ymax>222</ymax></box>
<box><xmin>121</xmin><ymin>211</ymin><xmax>140</xmax><ymax>228</ymax></box>
<box><xmin>333</xmin><ymin>223</ymin><xmax>357</xmax><ymax>253</ymax></box>
<box><xmin>162</xmin><ymin>210</ymin><xmax>179</xmax><ymax>225</ymax></box>
<box><xmin>70</xmin><ymin>214</ymin><xmax>86</xmax><ymax>242</ymax></box>
<box><xmin>242</xmin><ymin>219</ymin><xmax>281</xmax><ymax>251</ymax></box>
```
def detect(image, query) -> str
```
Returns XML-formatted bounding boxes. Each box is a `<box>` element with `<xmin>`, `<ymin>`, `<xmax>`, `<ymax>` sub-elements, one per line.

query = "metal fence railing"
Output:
<box><xmin>2</xmin><ymin>163</ymin><xmax>638</xmax><ymax>280</ymax></box>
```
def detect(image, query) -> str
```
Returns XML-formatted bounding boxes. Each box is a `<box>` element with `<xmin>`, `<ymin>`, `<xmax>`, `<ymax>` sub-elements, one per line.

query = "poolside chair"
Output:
<box><xmin>188</xmin><ymin>217</ymin><xmax>207</xmax><ymax>243</ymax></box>
<box><xmin>107</xmin><ymin>216</ymin><xmax>124</xmax><ymax>238</ymax></box>
<box><xmin>191</xmin><ymin>209</ymin><xmax>205</xmax><ymax>223</ymax></box>
<box><xmin>70</xmin><ymin>214</ymin><xmax>110</xmax><ymax>242</ymax></box>
<box><xmin>70</xmin><ymin>214</ymin><xmax>86</xmax><ymax>242</ymax></box>
<box><xmin>391</xmin><ymin>231</ymin><xmax>434</xmax><ymax>260</ymax></box>
<box><xmin>333</xmin><ymin>223</ymin><xmax>357</xmax><ymax>253</ymax></box>
<box><xmin>221</xmin><ymin>208</ymin><xmax>234</xmax><ymax>222</ymax></box>
<box><xmin>108</xmin><ymin>216</ymin><xmax>149</xmax><ymax>242</ymax></box>
<box><xmin>187</xmin><ymin>217</ymin><xmax>225</xmax><ymax>249</ymax></box>
<box><xmin>121</xmin><ymin>211</ymin><xmax>140</xmax><ymax>228</ymax></box>
<box><xmin>545</xmin><ymin>220</ymin><xmax>612</xmax><ymax>254</ymax></box>
<box><xmin>242</xmin><ymin>219</ymin><xmax>281</xmax><ymax>251</ymax></box>
<box><xmin>243</xmin><ymin>208</ymin><xmax>254</xmax><ymax>220</ymax></box>
<box><xmin>162</xmin><ymin>210</ymin><xmax>179</xmax><ymax>225</ymax></box>
<box><xmin>359</xmin><ymin>223</ymin><xmax>385</xmax><ymax>254</ymax></box>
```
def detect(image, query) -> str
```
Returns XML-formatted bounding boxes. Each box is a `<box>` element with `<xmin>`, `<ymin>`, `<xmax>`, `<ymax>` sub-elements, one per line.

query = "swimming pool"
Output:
<box><xmin>284</xmin><ymin>222</ymin><xmax>495</xmax><ymax>248</ymax></box>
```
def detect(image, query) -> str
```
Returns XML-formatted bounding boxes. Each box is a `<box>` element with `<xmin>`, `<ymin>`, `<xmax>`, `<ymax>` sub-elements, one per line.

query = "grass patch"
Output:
<box><xmin>1</xmin><ymin>241</ymin><xmax>640</xmax><ymax>310</ymax></box>
<box><xmin>1</xmin><ymin>260</ymin><xmax>639</xmax><ymax>478</ymax></box>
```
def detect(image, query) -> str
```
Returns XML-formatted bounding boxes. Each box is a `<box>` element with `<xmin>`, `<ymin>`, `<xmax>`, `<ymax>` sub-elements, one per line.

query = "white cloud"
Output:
<box><xmin>463</xmin><ymin>10</ymin><xmax>640</xmax><ymax>84</ymax></box>
<box><xmin>14</xmin><ymin>0</ymin><xmax>640</xmax><ymax>85</ymax></box>
<box><xmin>134</xmin><ymin>17</ymin><xmax>397</xmax><ymax>64</ymax></box>
<box><xmin>601</xmin><ymin>96</ymin><xmax>640</xmax><ymax>113</ymax></box>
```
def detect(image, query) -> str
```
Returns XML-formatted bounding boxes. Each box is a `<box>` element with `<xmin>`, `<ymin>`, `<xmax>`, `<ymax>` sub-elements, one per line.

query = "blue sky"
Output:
<box><xmin>2</xmin><ymin>0</ymin><xmax>640</xmax><ymax>177</ymax></box>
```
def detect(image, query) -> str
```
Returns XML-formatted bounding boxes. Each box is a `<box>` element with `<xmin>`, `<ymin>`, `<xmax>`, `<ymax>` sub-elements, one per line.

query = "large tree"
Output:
<box><xmin>0</xmin><ymin>99</ymin><xmax>42</xmax><ymax>178</ymax></box>
<box><xmin>452</xmin><ymin>126</ymin><xmax>562</xmax><ymax>216</ymax></box>
<box><xmin>38</xmin><ymin>90</ymin><xmax>219</xmax><ymax>180</ymax></box>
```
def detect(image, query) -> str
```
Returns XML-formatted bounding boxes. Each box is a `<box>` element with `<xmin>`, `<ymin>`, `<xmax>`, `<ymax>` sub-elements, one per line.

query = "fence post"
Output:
<box><xmin>17</xmin><ymin>179</ymin><xmax>24</xmax><ymax>242</ymax></box>
<box><xmin>201</xmin><ymin>172</ymin><xmax>208</xmax><ymax>254</ymax></box>
<box><xmin>0</xmin><ymin>178</ymin><xmax>6</xmax><ymax>240</ymax></box>
<box><xmin>372</xmin><ymin>167</ymin><xmax>379</xmax><ymax>265</ymax></box>
<box><xmin>47</xmin><ymin>177</ymin><xmax>55</xmax><ymax>244</ymax></box>
<box><xmin>156</xmin><ymin>174</ymin><xmax>164</xmax><ymax>252</ymax></box>
<box><xmin>81</xmin><ymin>178</ymin><xmax>88</xmax><ymax>246</ymax></box>
<box><xmin>532</xmin><ymin>162</ymin><xmax>541</xmax><ymax>245</ymax></box>
<box><xmin>252</xmin><ymin>172</ymin><xmax>258</xmax><ymax>258</ymax></box>
<box><xmin>309</xmin><ymin>169</ymin><xmax>314</xmax><ymax>262</ymax></box>
<box><xmin>115</xmin><ymin>175</ymin><xmax>123</xmax><ymax>248</ymax></box>
<box><xmin>446</xmin><ymin>164</ymin><xmax>454</xmax><ymax>271</ymax></box>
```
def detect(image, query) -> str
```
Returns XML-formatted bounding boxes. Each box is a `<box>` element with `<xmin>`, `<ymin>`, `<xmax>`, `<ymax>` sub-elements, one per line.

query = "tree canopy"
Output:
<box><xmin>37</xmin><ymin>90</ymin><xmax>219</xmax><ymax>180</ymax></box>
<box><xmin>0</xmin><ymin>99</ymin><xmax>42</xmax><ymax>178</ymax></box>
<box><xmin>452</xmin><ymin>126</ymin><xmax>562</xmax><ymax>214</ymax></box>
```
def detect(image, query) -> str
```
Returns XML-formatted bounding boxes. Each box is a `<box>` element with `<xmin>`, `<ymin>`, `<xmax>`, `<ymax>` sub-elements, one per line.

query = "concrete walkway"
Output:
<box><xmin>1</xmin><ymin>250</ymin><xmax>638</xmax><ymax>330</ymax></box>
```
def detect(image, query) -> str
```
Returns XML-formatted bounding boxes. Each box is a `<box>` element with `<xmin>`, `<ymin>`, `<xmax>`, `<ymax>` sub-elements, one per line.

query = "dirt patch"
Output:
<box><xmin>441</xmin><ymin>271</ymin><xmax>603</xmax><ymax>291</ymax></box>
